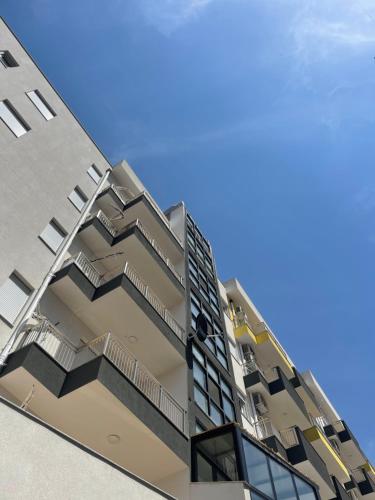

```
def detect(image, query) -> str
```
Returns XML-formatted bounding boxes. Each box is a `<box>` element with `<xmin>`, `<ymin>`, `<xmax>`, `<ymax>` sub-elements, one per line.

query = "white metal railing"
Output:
<box><xmin>88</xmin><ymin>212</ymin><xmax>184</xmax><ymax>285</ymax></box>
<box><xmin>310</xmin><ymin>414</ymin><xmax>329</xmax><ymax>432</ymax></box>
<box><xmin>63</xmin><ymin>254</ymin><xmax>186</xmax><ymax>344</ymax></box>
<box><xmin>280</xmin><ymin>427</ymin><xmax>300</xmax><ymax>448</ymax></box>
<box><xmin>97</xmin><ymin>210</ymin><xmax>117</xmax><ymax>237</ymax></box>
<box><xmin>86</xmin><ymin>333</ymin><xmax>187</xmax><ymax>433</ymax></box>
<box><xmin>254</xmin><ymin>418</ymin><xmax>278</xmax><ymax>440</ymax></box>
<box><xmin>15</xmin><ymin>320</ymin><xmax>78</xmax><ymax>371</ymax></box>
<box><xmin>70</xmin><ymin>252</ymin><xmax>102</xmax><ymax>287</ymax></box>
<box><xmin>242</xmin><ymin>359</ymin><xmax>263</xmax><ymax>376</ymax></box>
<box><xmin>14</xmin><ymin>325</ymin><xmax>187</xmax><ymax>434</ymax></box>
<box><xmin>107</xmin><ymin>186</ymin><xmax>183</xmax><ymax>247</ymax></box>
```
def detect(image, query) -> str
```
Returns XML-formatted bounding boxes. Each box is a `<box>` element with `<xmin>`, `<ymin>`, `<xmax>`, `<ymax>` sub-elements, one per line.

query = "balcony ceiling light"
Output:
<box><xmin>107</xmin><ymin>434</ymin><xmax>121</xmax><ymax>444</ymax></box>
<box><xmin>127</xmin><ymin>336</ymin><xmax>138</xmax><ymax>343</ymax></box>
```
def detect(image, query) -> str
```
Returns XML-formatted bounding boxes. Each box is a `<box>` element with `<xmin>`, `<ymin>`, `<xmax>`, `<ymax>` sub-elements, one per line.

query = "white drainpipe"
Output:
<box><xmin>0</xmin><ymin>168</ymin><xmax>112</xmax><ymax>368</ymax></box>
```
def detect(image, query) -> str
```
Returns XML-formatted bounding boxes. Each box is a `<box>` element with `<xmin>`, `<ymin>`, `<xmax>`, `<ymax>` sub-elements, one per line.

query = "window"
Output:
<box><xmin>269</xmin><ymin>459</ymin><xmax>297</xmax><ymax>500</ymax></box>
<box><xmin>0</xmin><ymin>50</ymin><xmax>18</xmax><ymax>69</ymax></box>
<box><xmin>243</xmin><ymin>439</ymin><xmax>274</xmax><ymax>498</ymax></box>
<box><xmin>0</xmin><ymin>100</ymin><xmax>30</xmax><ymax>137</ymax></box>
<box><xmin>68</xmin><ymin>186</ymin><xmax>88</xmax><ymax>212</ymax></box>
<box><xmin>26</xmin><ymin>90</ymin><xmax>55</xmax><ymax>121</ymax></box>
<box><xmin>87</xmin><ymin>164</ymin><xmax>102</xmax><ymax>184</ymax></box>
<box><xmin>294</xmin><ymin>476</ymin><xmax>316</xmax><ymax>500</ymax></box>
<box><xmin>39</xmin><ymin>219</ymin><xmax>67</xmax><ymax>253</ymax></box>
<box><xmin>0</xmin><ymin>273</ymin><xmax>32</xmax><ymax>325</ymax></box>
<box><xmin>192</xmin><ymin>344</ymin><xmax>236</xmax><ymax>426</ymax></box>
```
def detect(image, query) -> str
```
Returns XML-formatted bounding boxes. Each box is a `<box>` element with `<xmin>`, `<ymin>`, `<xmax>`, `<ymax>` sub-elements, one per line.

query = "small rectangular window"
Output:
<box><xmin>26</xmin><ymin>90</ymin><xmax>55</xmax><ymax>121</ymax></box>
<box><xmin>68</xmin><ymin>186</ymin><xmax>88</xmax><ymax>212</ymax></box>
<box><xmin>39</xmin><ymin>219</ymin><xmax>67</xmax><ymax>253</ymax></box>
<box><xmin>0</xmin><ymin>100</ymin><xmax>30</xmax><ymax>137</ymax></box>
<box><xmin>0</xmin><ymin>273</ymin><xmax>32</xmax><ymax>325</ymax></box>
<box><xmin>0</xmin><ymin>51</ymin><xmax>18</xmax><ymax>69</ymax></box>
<box><xmin>87</xmin><ymin>164</ymin><xmax>102</xmax><ymax>184</ymax></box>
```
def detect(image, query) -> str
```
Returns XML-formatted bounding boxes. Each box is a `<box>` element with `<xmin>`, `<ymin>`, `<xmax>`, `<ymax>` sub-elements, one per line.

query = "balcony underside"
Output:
<box><xmin>0</xmin><ymin>344</ymin><xmax>188</xmax><ymax>484</ymax></box>
<box><xmin>50</xmin><ymin>263</ymin><xmax>185</xmax><ymax>376</ymax></box>
<box><xmin>96</xmin><ymin>189</ymin><xmax>183</xmax><ymax>261</ymax></box>
<box><xmin>78</xmin><ymin>218</ymin><xmax>184</xmax><ymax>306</ymax></box>
<box><xmin>304</xmin><ymin>427</ymin><xmax>351</xmax><ymax>485</ymax></box>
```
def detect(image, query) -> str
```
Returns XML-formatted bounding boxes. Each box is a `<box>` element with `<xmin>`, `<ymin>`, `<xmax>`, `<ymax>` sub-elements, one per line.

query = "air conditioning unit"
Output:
<box><xmin>253</xmin><ymin>392</ymin><xmax>268</xmax><ymax>415</ymax></box>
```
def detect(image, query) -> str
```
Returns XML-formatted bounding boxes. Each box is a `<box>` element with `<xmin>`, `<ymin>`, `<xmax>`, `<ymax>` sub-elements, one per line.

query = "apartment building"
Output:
<box><xmin>0</xmin><ymin>16</ymin><xmax>373</xmax><ymax>500</ymax></box>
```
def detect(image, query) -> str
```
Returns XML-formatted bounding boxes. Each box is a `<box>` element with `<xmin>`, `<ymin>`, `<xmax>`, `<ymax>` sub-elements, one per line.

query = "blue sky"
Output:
<box><xmin>2</xmin><ymin>0</ymin><xmax>374</xmax><ymax>460</ymax></box>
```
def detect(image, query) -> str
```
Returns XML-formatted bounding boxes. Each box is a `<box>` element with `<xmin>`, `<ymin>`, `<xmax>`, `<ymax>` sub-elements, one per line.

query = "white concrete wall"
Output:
<box><xmin>0</xmin><ymin>397</ymin><xmax>174</xmax><ymax>500</ymax></box>
<box><xmin>158</xmin><ymin>362</ymin><xmax>188</xmax><ymax>408</ymax></box>
<box><xmin>189</xmin><ymin>482</ymin><xmax>251</xmax><ymax>500</ymax></box>
<box><xmin>0</xmin><ymin>18</ymin><xmax>111</xmax><ymax>342</ymax></box>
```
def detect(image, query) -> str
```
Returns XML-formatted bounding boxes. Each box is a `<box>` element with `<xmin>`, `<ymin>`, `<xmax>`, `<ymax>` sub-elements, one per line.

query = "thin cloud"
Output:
<box><xmin>136</xmin><ymin>0</ymin><xmax>216</xmax><ymax>35</ymax></box>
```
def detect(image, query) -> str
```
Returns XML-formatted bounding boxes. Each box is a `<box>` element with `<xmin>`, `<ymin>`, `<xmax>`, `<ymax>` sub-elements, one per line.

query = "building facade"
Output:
<box><xmin>0</xmin><ymin>16</ymin><xmax>373</xmax><ymax>500</ymax></box>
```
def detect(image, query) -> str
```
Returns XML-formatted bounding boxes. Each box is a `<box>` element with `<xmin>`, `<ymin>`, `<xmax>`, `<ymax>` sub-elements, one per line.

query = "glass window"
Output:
<box><xmin>197</xmin><ymin>452</ymin><xmax>214</xmax><ymax>481</ymax></box>
<box><xmin>223</xmin><ymin>395</ymin><xmax>235</xmax><ymax>421</ymax></box>
<box><xmin>192</xmin><ymin>344</ymin><xmax>205</xmax><ymax>366</ymax></box>
<box><xmin>294</xmin><ymin>476</ymin><xmax>316</xmax><ymax>500</ymax></box>
<box><xmin>195</xmin><ymin>421</ymin><xmax>205</xmax><ymax>434</ymax></box>
<box><xmin>243</xmin><ymin>438</ymin><xmax>274</xmax><ymax>498</ymax></box>
<box><xmin>217</xmin><ymin>350</ymin><xmax>229</xmax><ymax>369</ymax></box>
<box><xmin>0</xmin><ymin>273</ymin><xmax>32</xmax><ymax>325</ymax></box>
<box><xmin>220</xmin><ymin>379</ymin><xmax>232</xmax><ymax>398</ymax></box>
<box><xmin>68</xmin><ymin>186</ymin><xmax>88</xmax><ymax>212</ymax></box>
<box><xmin>39</xmin><ymin>219</ymin><xmax>66</xmax><ymax>253</ymax></box>
<box><xmin>193</xmin><ymin>359</ymin><xmax>207</xmax><ymax>389</ymax></box>
<box><xmin>87</xmin><ymin>164</ymin><xmax>102</xmax><ymax>184</ymax></box>
<box><xmin>207</xmin><ymin>361</ymin><xmax>219</xmax><ymax>383</ymax></box>
<box><xmin>210</xmin><ymin>402</ymin><xmax>224</xmax><ymax>426</ymax></box>
<box><xmin>0</xmin><ymin>51</ymin><xmax>18</xmax><ymax>68</ymax></box>
<box><xmin>187</xmin><ymin>230</ymin><xmax>195</xmax><ymax>249</ymax></box>
<box><xmin>26</xmin><ymin>90</ymin><xmax>55</xmax><ymax>120</ymax></box>
<box><xmin>269</xmin><ymin>459</ymin><xmax>297</xmax><ymax>500</ymax></box>
<box><xmin>0</xmin><ymin>100</ymin><xmax>29</xmax><ymax>137</ymax></box>
<box><xmin>194</xmin><ymin>385</ymin><xmax>209</xmax><ymax>413</ymax></box>
<box><xmin>200</xmin><ymin>287</ymin><xmax>209</xmax><ymax>304</ymax></box>
<box><xmin>204</xmin><ymin>336</ymin><xmax>216</xmax><ymax>353</ymax></box>
<box><xmin>251</xmin><ymin>492</ymin><xmax>267</xmax><ymax>500</ymax></box>
<box><xmin>216</xmin><ymin>335</ymin><xmax>226</xmax><ymax>354</ymax></box>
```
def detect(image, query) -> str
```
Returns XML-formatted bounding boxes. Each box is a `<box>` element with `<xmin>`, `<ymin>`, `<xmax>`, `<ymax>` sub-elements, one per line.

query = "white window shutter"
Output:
<box><xmin>0</xmin><ymin>273</ymin><xmax>32</xmax><ymax>325</ymax></box>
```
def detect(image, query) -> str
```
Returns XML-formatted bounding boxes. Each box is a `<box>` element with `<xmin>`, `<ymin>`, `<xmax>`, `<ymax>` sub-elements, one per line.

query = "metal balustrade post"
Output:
<box><xmin>132</xmin><ymin>359</ymin><xmax>139</xmax><ymax>382</ymax></box>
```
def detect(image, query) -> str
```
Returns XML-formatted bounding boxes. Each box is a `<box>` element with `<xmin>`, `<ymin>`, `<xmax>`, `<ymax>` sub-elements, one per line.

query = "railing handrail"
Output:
<box><xmin>89</xmin><ymin>212</ymin><xmax>184</xmax><ymax>285</ymax></box>
<box><xmin>108</xmin><ymin>185</ymin><xmax>183</xmax><ymax>247</ymax></box>
<box><xmin>14</xmin><ymin>325</ymin><xmax>187</xmax><ymax>434</ymax></box>
<box><xmin>62</xmin><ymin>253</ymin><xmax>186</xmax><ymax>344</ymax></box>
<box><xmin>84</xmin><ymin>332</ymin><xmax>187</xmax><ymax>433</ymax></box>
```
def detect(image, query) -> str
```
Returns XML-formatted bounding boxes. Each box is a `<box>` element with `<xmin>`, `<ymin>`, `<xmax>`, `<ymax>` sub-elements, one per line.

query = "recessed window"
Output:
<box><xmin>0</xmin><ymin>100</ymin><xmax>30</xmax><ymax>138</ymax></box>
<box><xmin>26</xmin><ymin>90</ymin><xmax>55</xmax><ymax>121</ymax></box>
<box><xmin>39</xmin><ymin>219</ymin><xmax>67</xmax><ymax>253</ymax></box>
<box><xmin>87</xmin><ymin>164</ymin><xmax>102</xmax><ymax>184</ymax></box>
<box><xmin>68</xmin><ymin>186</ymin><xmax>88</xmax><ymax>212</ymax></box>
<box><xmin>0</xmin><ymin>50</ymin><xmax>18</xmax><ymax>69</ymax></box>
<box><xmin>0</xmin><ymin>273</ymin><xmax>32</xmax><ymax>325</ymax></box>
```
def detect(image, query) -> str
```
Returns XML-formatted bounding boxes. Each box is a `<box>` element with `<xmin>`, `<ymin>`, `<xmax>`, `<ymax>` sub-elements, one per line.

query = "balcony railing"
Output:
<box><xmin>108</xmin><ymin>185</ymin><xmax>183</xmax><ymax>247</ymax></box>
<box><xmin>15</xmin><ymin>319</ymin><xmax>78</xmax><ymax>371</ymax></box>
<box><xmin>63</xmin><ymin>253</ymin><xmax>186</xmax><ymax>344</ymax></box>
<box><xmin>254</xmin><ymin>418</ymin><xmax>280</xmax><ymax>441</ymax></box>
<box><xmin>87</xmin><ymin>333</ymin><xmax>187</xmax><ymax>433</ymax></box>
<box><xmin>280</xmin><ymin>427</ymin><xmax>300</xmax><ymax>448</ymax></box>
<box><xmin>88</xmin><ymin>211</ymin><xmax>184</xmax><ymax>285</ymax></box>
<box><xmin>14</xmin><ymin>323</ymin><xmax>187</xmax><ymax>434</ymax></box>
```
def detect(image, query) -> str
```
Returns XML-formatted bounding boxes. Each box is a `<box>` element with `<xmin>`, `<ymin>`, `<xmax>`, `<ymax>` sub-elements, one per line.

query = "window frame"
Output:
<box><xmin>68</xmin><ymin>186</ymin><xmax>88</xmax><ymax>212</ymax></box>
<box><xmin>0</xmin><ymin>50</ymin><xmax>18</xmax><ymax>69</ymax></box>
<box><xmin>26</xmin><ymin>90</ymin><xmax>56</xmax><ymax>121</ymax></box>
<box><xmin>0</xmin><ymin>99</ymin><xmax>30</xmax><ymax>138</ymax></box>
<box><xmin>0</xmin><ymin>272</ymin><xmax>32</xmax><ymax>326</ymax></box>
<box><xmin>87</xmin><ymin>164</ymin><xmax>102</xmax><ymax>184</ymax></box>
<box><xmin>39</xmin><ymin>219</ymin><xmax>67</xmax><ymax>254</ymax></box>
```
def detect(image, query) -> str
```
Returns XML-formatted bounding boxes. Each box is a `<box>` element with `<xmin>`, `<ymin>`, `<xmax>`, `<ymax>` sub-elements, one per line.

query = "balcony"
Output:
<box><xmin>96</xmin><ymin>186</ymin><xmax>183</xmax><ymax>257</ymax></box>
<box><xmin>252</xmin><ymin>322</ymin><xmax>295</xmax><ymax>377</ymax></box>
<box><xmin>350</xmin><ymin>467</ymin><xmax>375</xmax><ymax>496</ymax></box>
<box><xmin>243</xmin><ymin>364</ymin><xmax>311</xmax><ymax>433</ymax></box>
<box><xmin>0</xmin><ymin>321</ymin><xmax>189</xmax><ymax>485</ymax></box>
<box><xmin>330</xmin><ymin>420</ymin><xmax>369</xmax><ymax>471</ymax></box>
<box><xmin>303</xmin><ymin>425</ymin><xmax>351</xmax><ymax>484</ymax></box>
<box><xmin>49</xmin><ymin>253</ymin><xmax>185</xmax><ymax>374</ymax></box>
<box><xmin>279</xmin><ymin>426</ymin><xmax>336</xmax><ymax>499</ymax></box>
<box><xmin>78</xmin><ymin>211</ymin><xmax>184</xmax><ymax>302</ymax></box>
<box><xmin>253</xmin><ymin>418</ymin><xmax>288</xmax><ymax>461</ymax></box>
<box><xmin>291</xmin><ymin>368</ymin><xmax>322</xmax><ymax>420</ymax></box>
